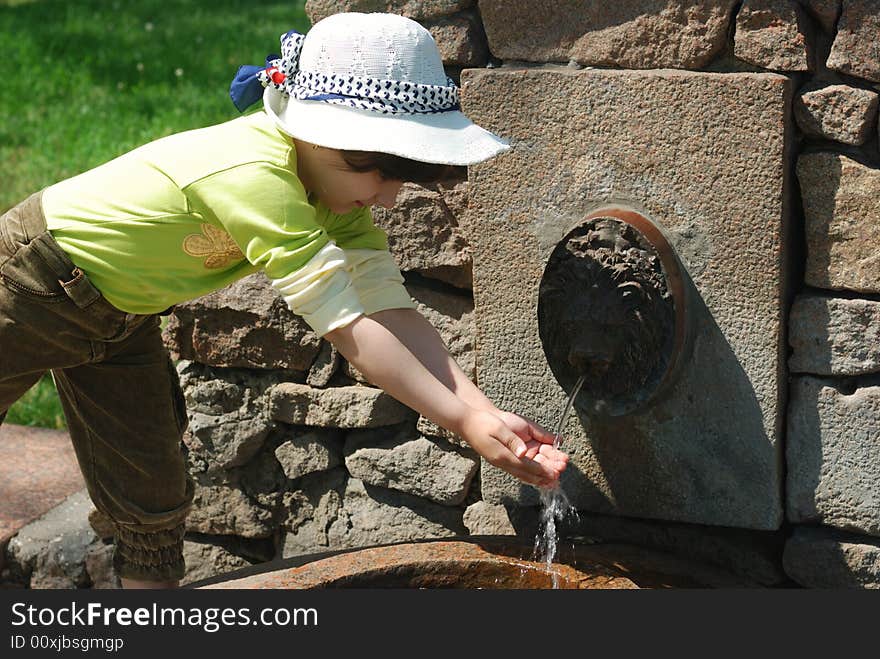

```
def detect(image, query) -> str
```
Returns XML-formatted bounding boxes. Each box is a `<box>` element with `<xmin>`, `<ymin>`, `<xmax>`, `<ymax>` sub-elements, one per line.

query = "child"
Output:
<box><xmin>0</xmin><ymin>12</ymin><xmax>568</xmax><ymax>588</ymax></box>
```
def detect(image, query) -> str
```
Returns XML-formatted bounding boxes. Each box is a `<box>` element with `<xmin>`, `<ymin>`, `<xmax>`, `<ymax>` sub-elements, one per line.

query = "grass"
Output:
<box><xmin>2</xmin><ymin>0</ymin><xmax>309</xmax><ymax>427</ymax></box>
<box><xmin>1</xmin><ymin>0</ymin><xmax>310</xmax><ymax>211</ymax></box>
<box><xmin>4</xmin><ymin>374</ymin><xmax>66</xmax><ymax>428</ymax></box>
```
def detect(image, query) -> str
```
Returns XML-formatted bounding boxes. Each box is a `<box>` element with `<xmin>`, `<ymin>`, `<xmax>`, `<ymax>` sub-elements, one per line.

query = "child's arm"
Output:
<box><xmin>367</xmin><ymin>308</ymin><xmax>569</xmax><ymax>468</ymax></box>
<box><xmin>324</xmin><ymin>312</ymin><xmax>567</xmax><ymax>487</ymax></box>
<box><xmin>369</xmin><ymin>308</ymin><xmax>497</xmax><ymax>412</ymax></box>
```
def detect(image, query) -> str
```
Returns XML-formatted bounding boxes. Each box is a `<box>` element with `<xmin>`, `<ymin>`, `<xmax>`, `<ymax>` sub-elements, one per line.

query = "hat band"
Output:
<box><xmin>282</xmin><ymin>70</ymin><xmax>460</xmax><ymax>115</ymax></box>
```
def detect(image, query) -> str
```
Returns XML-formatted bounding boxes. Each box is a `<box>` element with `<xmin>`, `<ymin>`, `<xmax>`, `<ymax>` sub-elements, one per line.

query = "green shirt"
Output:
<box><xmin>42</xmin><ymin>111</ymin><xmax>389</xmax><ymax>317</ymax></box>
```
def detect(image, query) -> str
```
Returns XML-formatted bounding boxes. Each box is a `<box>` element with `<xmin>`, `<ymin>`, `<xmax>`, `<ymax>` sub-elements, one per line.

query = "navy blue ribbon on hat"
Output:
<box><xmin>230</xmin><ymin>29</ymin><xmax>303</xmax><ymax>112</ymax></box>
<box><xmin>230</xmin><ymin>55</ymin><xmax>278</xmax><ymax>112</ymax></box>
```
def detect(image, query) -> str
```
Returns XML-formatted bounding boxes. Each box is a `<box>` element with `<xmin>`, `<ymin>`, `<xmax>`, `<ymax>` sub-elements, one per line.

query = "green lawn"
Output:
<box><xmin>1</xmin><ymin>0</ymin><xmax>309</xmax><ymax>210</ymax></box>
<box><xmin>2</xmin><ymin>0</ymin><xmax>309</xmax><ymax>427</ymax></box>
<box><xmin>4</xmin><ymin>374</ymin><xmax>66</xmax><ymax>428</ymax></box>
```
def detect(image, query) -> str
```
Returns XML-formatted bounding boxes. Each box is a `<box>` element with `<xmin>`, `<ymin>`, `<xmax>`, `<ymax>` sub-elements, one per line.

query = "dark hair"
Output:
<box><xmin>340</xmin><ymin>150</ymin><xmax>464</xmax><ymax>183</ymax></box>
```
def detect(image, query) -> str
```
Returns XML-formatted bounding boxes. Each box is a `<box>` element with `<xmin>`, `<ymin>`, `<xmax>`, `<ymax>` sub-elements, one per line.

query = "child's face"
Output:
<box><xmin>295</xmin><ymin>141</ymin><xmax>404</xmax><ymax>215</ymax></box>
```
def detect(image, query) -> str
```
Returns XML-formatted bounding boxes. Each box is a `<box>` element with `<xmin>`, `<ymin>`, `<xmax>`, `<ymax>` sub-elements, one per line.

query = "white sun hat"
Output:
<box><xmin>255</xmin><ymin>12</ymin><xmax>509</xmax><ymax>166</ymax></box>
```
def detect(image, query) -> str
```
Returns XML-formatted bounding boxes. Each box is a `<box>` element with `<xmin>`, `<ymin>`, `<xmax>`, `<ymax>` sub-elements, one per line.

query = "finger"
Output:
<box><xmin>516</xmin><ymin>453</ymin><xmax>561</xmax><ymax>481</ymax></box>
<box><xmin>533</xmin><ymin>458</ymin><xmax>567</xmax><ymax>479</ymax></box>
<box><xmin>523</xmin><ymin>439</ymin><xmax>567</xmax><ymax>461</ymax></box>
<box><xmin>493</xmin><ymin>449</ymin><xmax>556</xmax><ymax>484</ymax></box>
<box><xmin>492</xmin><ymin>434</ymin><xmax>562</xmax><ymax>481</ymax></box>
<box><xmin>537</xmin><ymin>444</ymin><xmax>570</xmax><ymax>464</ymax></box>
<box><xmin>533</xmin><ymin>444</ymin><xmax>569</xmax><ymax>469</ymax></box>
<box><xmin>499</xmin><ymin>427</ymin><xmax>528</xmax><ymax>459</ymax></box>
<box><xmin>521</xmin><ymin>442</ymin><xmax>542</xmax><ymax>461</ymax></box>
<box><xmin>527</xmin><ymin>421</ymin><xmax>558</xmax><ymax>445</ymax></box>
<box><xmin>533</xmin><ymin>452</ymin><xmax>567</xmax><ymax>472</ymax></box>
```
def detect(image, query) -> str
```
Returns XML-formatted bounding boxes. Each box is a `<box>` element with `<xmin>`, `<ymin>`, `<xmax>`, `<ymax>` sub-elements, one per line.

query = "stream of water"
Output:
<box><xmin>532</xmin><ymin>375</ymin><xmax>586</xmax><ymax>588</ymax></box>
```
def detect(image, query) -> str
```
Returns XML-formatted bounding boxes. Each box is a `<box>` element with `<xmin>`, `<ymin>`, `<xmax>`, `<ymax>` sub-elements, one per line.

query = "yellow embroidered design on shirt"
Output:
<box><xmin>183</xmin><ymin>224</ymin><xmax>244</xmax><ymax>269</ymax></box>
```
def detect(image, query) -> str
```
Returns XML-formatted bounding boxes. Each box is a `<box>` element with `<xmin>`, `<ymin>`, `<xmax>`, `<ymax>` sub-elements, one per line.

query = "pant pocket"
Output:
<box><xmin>0</xmin><ymin>240</ymin><xmax>67</xmax><ymax>302</ymax></box>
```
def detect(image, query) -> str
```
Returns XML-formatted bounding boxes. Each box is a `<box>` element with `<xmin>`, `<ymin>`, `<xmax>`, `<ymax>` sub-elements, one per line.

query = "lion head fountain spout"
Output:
<box><xmin>538</xmin><ymin>208</ymin><xmax>690</xmax><ymax>417</ymax></box>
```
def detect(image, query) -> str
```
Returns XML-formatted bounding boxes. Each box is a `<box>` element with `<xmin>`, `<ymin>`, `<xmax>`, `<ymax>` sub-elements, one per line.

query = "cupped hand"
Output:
<box><xmin>459</xmin><ymin>409</ymin><xmax>569</xmax><ymax>488</ymax></box>
<box><xmin>494</xmin><ymin>409</ymin><xmax>569</xmax><ymax>479</ymax></box>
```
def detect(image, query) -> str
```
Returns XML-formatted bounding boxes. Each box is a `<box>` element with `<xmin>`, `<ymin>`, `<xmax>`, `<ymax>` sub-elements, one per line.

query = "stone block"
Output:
<box><xmin>794</xmin><ymin>84</ymin><xmax>879</xmax><ymax>145</ymax></box>
<box><xmin>408</xmin><ymin>280</ymin><xmax>476</xmax><ymax>380</ymax></box>
<box><xmin>798</xmin><ymin>152</ymin><xmax>880</xmax><ymax>294</ymax></box>
<box><xmin>181</xmin><ymin>539</ymin><xmax>253</xmax><ymax>587</ymax></box>
<box><xmin>787</xmin><ymin>377</ymin><xmax>880</xmax><ymax>536</ymax></box>
<box><xmin>326</xmin><ymin>478</ymin><xmax>467</xmax><ymax>548</ymax></box>
<box><xmin>275</xmin><ymin>428</ymin><xmax>344</xmax><ymax>480</ymax></box>
<box><xmin>340</xmin><ymin>360</ymin><xmax>370</xmax><ymax>385</ymax></box>
<box><xmin>84</xmin><ymin>543</ymin><xmax>119</xmax><ymax>589</ymax></box>
<box><xmin>344</xmin><ymin>426</ymin><xmax>478</xmax><ymax>505</ymax></box>
<box><xmin>478</xmin><ymin>0</ymin><xmax>737</xmax><ymax>69</ymax></box>
<box><xmin>789</xmin><ymin>294</ymin><xmax>880</xmax><ymax>375</ymax></box>
<box><xmin>163</xmin><ymin>273</ymin><xmax>320</xmax><ymax>371</ymax></box>
<box><xmin>186</xmin><ymin>483</ymin><xmax>278</xmax><ymax>539</ymax></box>
<box><xmin>372</xmin><ymin>180</ymin><xmax>472</xmax><ymax>290</ymax></box>
<box><xmin>269</xmin><ymin>382</ymin><xmax>415</xmax><ymax>428</ymax></box>
<box><xmin>735</xmin><ymin>0</ymin><xmax>813</xmax><ymax>72</ymax></box>
<box><xmin>282</xmin><ymin>469</ymin><xmax>347</xmax><ymax>557</ymax></box>
<box><xmin>87</xmin><ymin>508</ymin><xmax>115</xmax><ymax>540</ymax></box>
<box><xmin>6</xmin><ymin>490</ymin><xmax>99</xmax><ymax>588</ymax></box>
<box><xmin>783</xmin><ymin>526</ymin><xmax>880</xmax><ymax>587</ymax></box>
<box><xmin>827</xmin><ymin>0</ymin><xmax>880</xmax><ymax>82</ymax></box>
<box><xmin>425</xmin><ymin>12</ymin><xmax>488</xmax><ymax>68</ymax></box>
<box><xmin>462</xmin><ymin>67</ymin><xmax>792</xmax><ymax>529</ymax></box>
<box><xmin>417</xmin><ymin>415</ymin><xmax>467</xmax><ymax>447</ymax></box>
<box><xmin>282</xmin><ymin>473</ymin><xmax>466</xmax><ymax>557</ymax></box>
<box><xmin>184</xmin><ymin>440</ymin><xmax>287</xmax><ymax>542</ymax></box>
<box><xmin>234</xmin><ymin>439</ymin><xmax>291</xmax><ymax>503</ymax></box>
<box><xmin>306</xmin><ymin>341</ymin><xmax>340</xmax><ymax>388</ymax></box>
<box><xmin>177</xmin><ymin>362</ymin><xmax>278</xmax><ymax>472</ymax></box>
<box><xmin>463</xmin><ymin>501</ymin><xmax>517</xmax><ymax>535</ymax></box>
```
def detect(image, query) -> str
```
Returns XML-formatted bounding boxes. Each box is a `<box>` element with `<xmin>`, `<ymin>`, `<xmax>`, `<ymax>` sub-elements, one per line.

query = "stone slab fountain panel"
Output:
<box><xmin>461</xmin><ymin>67</ymin><xmax>792</xmax><ymax>529</ymax></box>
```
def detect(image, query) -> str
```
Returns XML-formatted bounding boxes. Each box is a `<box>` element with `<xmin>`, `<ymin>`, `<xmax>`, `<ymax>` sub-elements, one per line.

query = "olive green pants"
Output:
<box><xmin>0</xmin><ymin>192</ymin><xmax>193</xmax><ymax>583</ymax></box>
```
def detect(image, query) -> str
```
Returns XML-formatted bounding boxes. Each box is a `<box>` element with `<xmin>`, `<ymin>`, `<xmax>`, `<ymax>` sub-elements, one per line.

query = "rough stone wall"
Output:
<box><xmin>463</xmin><ymin>0</ymin><xmax>878</xmax><ymax>588</ymax></box>
<box><xmin>10</xmin><ymin>1</ymin><xmax>878</xmax><ymax>589</ymax></box>
<box><xmin>782</xmin><ymin>0</ymin><xmax>880</xmax><ymax>588</ymax></box>
<box><xmin>472</xmin><ymin>0</ymin><xmax>876</xmax><ymax>588</ymax></box>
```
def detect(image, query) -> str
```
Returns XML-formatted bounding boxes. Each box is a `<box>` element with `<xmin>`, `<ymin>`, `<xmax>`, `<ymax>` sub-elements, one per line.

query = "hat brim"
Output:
<box><xmin>263</xmin><ymin>87</ymin><xmax>510</xmax><ymax>166</ymax></box>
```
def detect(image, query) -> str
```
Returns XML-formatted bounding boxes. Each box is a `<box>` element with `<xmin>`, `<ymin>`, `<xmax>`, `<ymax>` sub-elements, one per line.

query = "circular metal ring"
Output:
<box><xmin>538</xmin><ymin>207</ymin><xmax>690</xmax><ymax>416</ymax></box>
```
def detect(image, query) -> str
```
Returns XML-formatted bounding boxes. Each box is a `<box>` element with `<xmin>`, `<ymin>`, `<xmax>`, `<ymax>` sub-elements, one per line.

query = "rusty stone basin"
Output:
<box><xmin>197</xmin><ymin>537</ymin><xmax>753</xmax><ymax>589</ymax></box>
